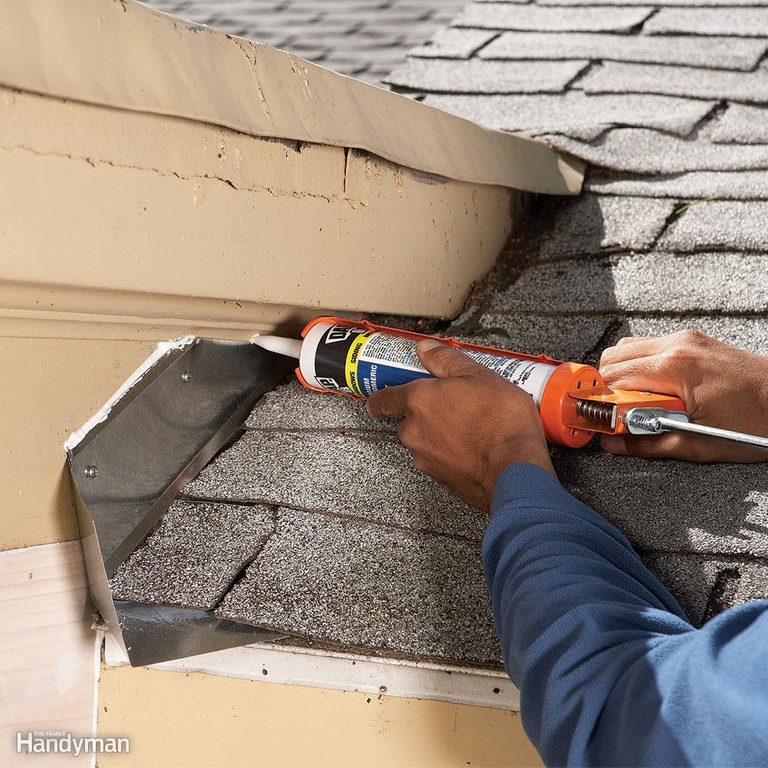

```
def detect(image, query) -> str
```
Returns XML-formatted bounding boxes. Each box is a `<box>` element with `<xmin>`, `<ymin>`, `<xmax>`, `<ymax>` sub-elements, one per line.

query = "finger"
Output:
<box><xmin>601</xmin><ymin>432</ymin><xmax>697</xmax><ymax>461</ymax></box>
<box><xmin>416</xmin><ymin>339</ymin><xmax>485</xmax><ymax>378</ymax></box>
<box><xmin>600</xmin><ymin>336</ymin><xmax>669</xmax><ymax>368</ymax></box>
<box><xmin>599</xmin><ymin>353</ymin><xmax>685</xmax><ymax>399</ymax></box>
<box><xmin>602</xmin><ymin>433</ymin><xmax>767</xmax><ymax>464</ymax></box>
<box><xmin>366</xmin><ymin>384</ymin><xmax>411</xmax><ymax>420</ymax></box>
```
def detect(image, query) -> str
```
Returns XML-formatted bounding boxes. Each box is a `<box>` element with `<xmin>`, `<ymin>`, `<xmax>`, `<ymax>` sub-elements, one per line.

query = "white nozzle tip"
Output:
<box><xmin>251</xmin><ymin>334</ymin><xmax>302</xmax><ymax>359</ymax></box>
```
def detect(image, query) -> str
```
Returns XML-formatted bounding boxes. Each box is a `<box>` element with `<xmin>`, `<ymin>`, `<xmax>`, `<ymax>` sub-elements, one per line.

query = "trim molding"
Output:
<box><xmin>104</xmin><ymin>634</ymin><xmax>520</xmax><ymax>711</ymax></box>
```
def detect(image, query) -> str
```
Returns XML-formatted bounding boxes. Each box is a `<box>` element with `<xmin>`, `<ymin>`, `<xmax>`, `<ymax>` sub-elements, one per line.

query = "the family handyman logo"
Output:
<box><xmin>15</xmin><ymin>731</ymin><xmax>130</xmax><ymax>757</ymax></box>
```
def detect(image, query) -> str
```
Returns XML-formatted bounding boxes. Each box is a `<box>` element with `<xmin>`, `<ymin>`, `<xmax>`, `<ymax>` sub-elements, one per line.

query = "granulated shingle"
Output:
<box><xmin>588</xmin><ymin>170</ymin><xmax>768</xmax><ymax>200</ymax></box>
<box><xmin>544</xmin><ymin>129</ymin><xmax>768</xmax><ymax>174</ymax></box>
<box><xmin>410</xmin><ymin>28</ymin><xmax>498</xmax><ymax>59</ymax></box>
<box><xmin>424</xmin><ymin>93</ymin><xmax>715</xmax><ymax>140</ymax></box>
<box><xmin>246</xmin><ymin>379</ymin><xmax>394</xmax><ymax>432</ymax></box>
<box><xmin>581</xmin><ymin>61</ymin><xmax>768</xmax><ymax>103</ymax></box>
<box><xmin>184</xmin><ymin>430</ymin><xmax>486</xmax><ymax>540</ymax></box>
<box><xmin>146</xmin><ymin>0</ymin><xmax>466</xmax><ymax>85</ymax></box>
<box><xmin>537</xmin><ymin>0</ymin><xmax>768</xmax><ymax>6</ymax></box>
<box><xmin>387</xmin><ymin>58</ymin><xmax>588</xmax><ymax>93</ymax></box>
<box><xmin>657</xmin><ymin>200</ymin><xmax>768</xmax><ymax>252</ymax></box>
<box><xmin>108</xmin><ymin>501</ymin><xmax>274</xmax><ymax>610</ymax></box>
<box><xmin>480</xmin><ymin>31</ymin><xmax>767</xmax><ymax>71</ymax></box>
<box><xmin>605</xmin><ymin>316</ymin><xmax>768</xmax><ymax>356</ymax></box>
<box><xmin>642</xmin><ymin>553</ymin><xmax>768</xmax><ymax>627</ymax></box>
<box><xmin>466</xmin><ymin>315</ymin><xmax>613</xmax><ymax>362</ymax></box>
<box><xmin>216</xmin><ymin>508</ymin><xmax>501</xmax><ymax>664</ymax></box>
<box><xmin>453</xmin><ymin>4</ymin><xmax>654</xmax><ymax>32</ymax></box>
<box><xmin>489</xmin><ymin>253</ymin><xmax>768</xmax><ymax>314</ymax></box>
<box><xmin>535</xmin><ymin>194</ymin><xmax>676</xmax><ymax>257</ymax></box>
<box><xmin>554</xmin><ymin>453</ymin><xmax>768</xmax><ymax>558</ymax></box>
<box><xmin>645</xmin><ymin>7</ymin><xmax>768</xmax><ymax>37</ymax></box>
<box><xmin>711</xmin><ymin>104</ymin><xmax>768</xmax><ymax>144</ymax></box>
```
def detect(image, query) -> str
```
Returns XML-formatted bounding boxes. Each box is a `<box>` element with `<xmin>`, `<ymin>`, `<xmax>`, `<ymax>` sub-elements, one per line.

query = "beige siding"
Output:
<box><xmin>99</xmin><ymin>665</ymin><xmax>542</xmax><ymax>768</ymax></box>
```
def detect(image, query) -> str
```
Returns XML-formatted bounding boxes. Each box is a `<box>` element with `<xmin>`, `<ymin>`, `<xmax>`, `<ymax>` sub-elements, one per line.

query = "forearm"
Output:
<box><xmin>484</xmin><ymin>463</ymin><xmax>693</xmax><ymax>765</ymax></box>
<box><xmin>485</xmin><ymin>464</ymin><xmax>768</xmax><ymax>767</ymax></box>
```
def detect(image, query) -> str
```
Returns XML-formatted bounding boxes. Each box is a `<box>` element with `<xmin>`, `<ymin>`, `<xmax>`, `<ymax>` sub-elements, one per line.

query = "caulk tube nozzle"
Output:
<box><xmin>251</xmin><ymin>334</ymin><xmax>303</xmax><ymax>359</ymax></box>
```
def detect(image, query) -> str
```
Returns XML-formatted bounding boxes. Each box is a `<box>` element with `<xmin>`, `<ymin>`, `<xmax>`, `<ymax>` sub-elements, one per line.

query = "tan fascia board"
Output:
<box><xmin>0</xmin><ymin>0</ymin><xmax>583</xmax><ymax>195</ymax></box>
<box><xmin>1</xmin><ymin>85</ymin><xmax>522</xmax><ymax>320</ymax></box>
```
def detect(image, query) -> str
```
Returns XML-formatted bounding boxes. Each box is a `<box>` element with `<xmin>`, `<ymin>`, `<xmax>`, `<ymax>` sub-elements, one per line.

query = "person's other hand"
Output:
<box><xmin>599</xmin><ymin>329</ymin><xmax>768</xmax><ymax>463</ymax></box>
<box><xmin>366</xmin><ymin>340</ymin><xmax>555</xmax><ymax>512</ymax></box>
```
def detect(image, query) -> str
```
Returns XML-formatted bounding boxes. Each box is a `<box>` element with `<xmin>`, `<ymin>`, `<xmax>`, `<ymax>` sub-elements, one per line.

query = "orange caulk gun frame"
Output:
<box><xmin>292</xmin><ymin>317</ymin><xmax>686</xmax><ymax>449</ymax></box>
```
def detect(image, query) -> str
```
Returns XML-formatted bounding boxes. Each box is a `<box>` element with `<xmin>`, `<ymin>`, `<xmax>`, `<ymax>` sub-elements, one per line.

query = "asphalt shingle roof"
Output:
<box><xmin>143</xmin><ymin>0</ymin><xmax>465</xmax><ymax>84</ymax></box>
<box><xmin>423</xmin><ymin>92</ymin><xmax>715</xmax><ymax>139</ymax></box>
<box><xmin>120</xmin><ymin>0</ymin><xmax>768</xmax><ymax>668</ymax></box>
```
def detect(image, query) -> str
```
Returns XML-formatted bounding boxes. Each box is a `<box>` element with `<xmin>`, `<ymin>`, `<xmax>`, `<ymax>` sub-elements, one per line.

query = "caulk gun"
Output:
<box><xmin>252</xmin><ymin>316</ymin><xmax>768</xmax><ymax>451</ymax></box>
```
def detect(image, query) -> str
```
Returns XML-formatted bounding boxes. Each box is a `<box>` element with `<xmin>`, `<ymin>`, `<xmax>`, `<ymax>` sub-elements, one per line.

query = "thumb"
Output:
<box><xmin>416</xmin><ymin>339</ymin><xmax>484</xmax><ymax>378</ymax></box>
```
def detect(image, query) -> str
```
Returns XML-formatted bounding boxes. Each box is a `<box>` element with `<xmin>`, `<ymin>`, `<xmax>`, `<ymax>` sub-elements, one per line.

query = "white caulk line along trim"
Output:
<box><xmin>103</xmin><ymin>633</ymin><xmax>519</xmax><ymax>711</ymax></box>
<box><xmin>64</xmin><ymin>336</ymin><xmax>197</xmax><ymax>452</ymax></box>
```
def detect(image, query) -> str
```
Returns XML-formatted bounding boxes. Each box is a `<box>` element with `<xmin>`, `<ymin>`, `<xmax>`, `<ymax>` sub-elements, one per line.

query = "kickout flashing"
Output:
<box><xmin>67</xmin><ymin>337</ymin><xmax>294</xmax><ymax>666</ymax></box>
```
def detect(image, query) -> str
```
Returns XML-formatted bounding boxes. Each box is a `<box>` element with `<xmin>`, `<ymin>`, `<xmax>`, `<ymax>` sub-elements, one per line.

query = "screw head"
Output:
<box><xmin>84</xmin><ymin>465</ymin><xmax>99</xmax><ymax>479</ymax></box>
<box><xmin>181</xmin><ymin>372</ymin><xmax>192</xmax><ymax>383</ymax></box>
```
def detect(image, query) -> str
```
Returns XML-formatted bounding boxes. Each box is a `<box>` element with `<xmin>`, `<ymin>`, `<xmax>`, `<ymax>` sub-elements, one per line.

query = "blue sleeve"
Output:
<box><xmin>484</xmin><ymin>462</ymin><xmax>768</xmax><ymax>768</ymax></box>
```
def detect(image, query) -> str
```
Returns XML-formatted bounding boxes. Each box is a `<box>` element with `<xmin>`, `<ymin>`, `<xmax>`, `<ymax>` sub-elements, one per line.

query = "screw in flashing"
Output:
<box><xmin>84</xmin><ymin>466</ymin><xmax>99</xmax><ymax>479</ymax></box>
<box><xmin>181</xmin><ymin>372</ymin><xmax>192</xmax><ymax>383</ymax></box>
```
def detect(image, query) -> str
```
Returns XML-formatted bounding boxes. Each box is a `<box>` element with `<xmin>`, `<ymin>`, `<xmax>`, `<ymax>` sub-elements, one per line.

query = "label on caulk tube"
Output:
<box><xmin>306</xmin><ymin>324</ymin><xmax>557</xmax><ymax>405</ymax></box>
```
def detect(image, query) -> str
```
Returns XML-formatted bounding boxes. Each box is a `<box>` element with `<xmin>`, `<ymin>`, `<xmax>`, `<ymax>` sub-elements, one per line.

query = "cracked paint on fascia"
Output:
<box><xmin>0</xmin><ymin>142</ymin><xmax>369</xmax><ymax>207</ymax></box>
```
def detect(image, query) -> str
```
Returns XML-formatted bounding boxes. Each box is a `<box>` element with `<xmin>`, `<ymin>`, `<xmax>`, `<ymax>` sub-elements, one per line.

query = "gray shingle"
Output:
<box><xmin>554</xmin><ymin>452</ymin><xmax>768</xmax><ymax>558</ymax></box>
<box><xmin>246</xmin><ymin>379</ymin><xmax>394</xmax><ymax>432</ymax></box>
<box><xmin>711</xmin><ymin>104</ymin><xmax>768</xmax><ymax>144</ymax></box>
<box><xmin>453</xmin><ymin>4</ymin><xmax>654</xmax><ymax>32</ymax></box>
<box><xmin>645</xmin><ymin>7</ymin><xmax>768</xmax><ymax>37</ymax></box>
<box><xmin>184</xmin><ymin>430</ymin><xmax>486</xmax><ymax>540</ymax></box>
<box><xmin>466</xmin><ymin>315</ymin><xmax>614</xmax><ymax>361</ymax></box>
<box><xmin>489</xmin><ymin>253</ymin><xmax>768</xmax><ymax>314</ymax></box>
<box><xmin>642</xmin><ymin>554</ymin><xmax>768</xmax><ymax>628</ymax></box>
<box><xmin>386</xmin><ymin>58</ymin><xmax>588</xmax><ymax>93</ymax></box>
<box><xmin>410</xmin><ymin>28</ymin><xmax>499</xmax><ymax>59</ymax></box>
<box><xmin>424</xmin><ymin>93</ymin><xmax>715</xmax><ymax>140</ymax></box>
<box><xmin>215</xmin><ymin>508</ymin><xmax>501</xmax><ymax>664</ymax></box>
<box><xmin>658</xmin><ymin>200</ymin><xmax>768</xmax><ymax>252</ymax></box>
<box><xmin>581</xmin><ymin>61</ymin><xmax>768</xmax><ymax>103</ymax></box>
<box><xmin>535</xmin><ymin>195</ymin><xmax>676</xmax><ymax>258</ymax></box>
<box><xmin>480</xmin><ymin>31</ymin><xmax>767</xmax><ymax>71</ymax></box>
<box><xmin>537</xmin><ymin>0</ymin><xmax>768</xmax><ymax>5</ymax></box>
<box><xmin>544</xmin><ymin>129</ymin><xmax>768</xmax><ymax>174</ymax></box>
<box><xmin>605</xmin><ymin>316</ymin><xmax>768</xmax><ymax>356</ymax></box>
<box><xmin>144</xmin><ymin>0</ymin><xmax>467</xmax><ymax>85</ymax></box>
<box><xmin>108</xmin><ymin>501</ymin><xmax>274</xmax><ymax>610</ymax></box>
<box><xmin>588</xmin><ymin>170</ymin><xmax>768</xmax><ymax>200</ymax></box>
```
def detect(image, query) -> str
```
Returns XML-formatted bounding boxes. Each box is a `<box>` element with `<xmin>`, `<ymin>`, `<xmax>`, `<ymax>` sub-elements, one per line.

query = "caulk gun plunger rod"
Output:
<box><xmin>625</xmin><ymin>408</ymin><xmax>768</xmax><ymax>450</ymax></box>
<box><xmin>657</xmin><ymin>416</ymin><xmax>768</xmax><ymax>450</ymax></box>
<box><xmin>251</xmin><ymin>335</ymin><xmax>302</xmax><ymax>359</ymax></box>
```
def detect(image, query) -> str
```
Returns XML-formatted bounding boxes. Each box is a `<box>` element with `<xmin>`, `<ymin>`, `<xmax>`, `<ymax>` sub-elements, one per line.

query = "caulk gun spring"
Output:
<box><xmin>576</xmin><ymin>400</ymin><xmax>617</xmax><ymax>427</ymax></box>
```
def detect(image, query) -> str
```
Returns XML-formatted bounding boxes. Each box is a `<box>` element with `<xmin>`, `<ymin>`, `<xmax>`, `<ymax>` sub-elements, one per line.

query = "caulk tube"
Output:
<box><xmin>296</xmin><ymin>317</ymin><xmax>600</xmax><ymax>448</ymax></box>
<box><xmin>299</xmin><ymin>318</ymin><xmax>560</xmax><ymax>403</ymax></box>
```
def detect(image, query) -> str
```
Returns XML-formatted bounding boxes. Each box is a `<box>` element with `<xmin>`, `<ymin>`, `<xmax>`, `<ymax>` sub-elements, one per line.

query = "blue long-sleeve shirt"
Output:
<box><xmin>484</xmin><ymin>463</ymin><xmax>768</xmax><ymax>768</ymax></box>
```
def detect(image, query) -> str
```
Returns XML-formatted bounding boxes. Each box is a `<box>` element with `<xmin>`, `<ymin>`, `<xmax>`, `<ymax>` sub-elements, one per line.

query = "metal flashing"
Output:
<box><xmin>67</xmin><ymin>337</ymin><xmax>293</xmax><ymax>666</ymax></box>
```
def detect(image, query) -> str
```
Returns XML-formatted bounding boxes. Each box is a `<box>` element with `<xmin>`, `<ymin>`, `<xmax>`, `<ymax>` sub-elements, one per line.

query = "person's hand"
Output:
<box><xmin>365</xmin><ymin>340</ymin><xmax>555</xmax><ymax>511</ymax></box>
<box><xmin>599</xmin><ymin>329</ymin><xmax>768</xmax><ymax>463</ymax></box>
